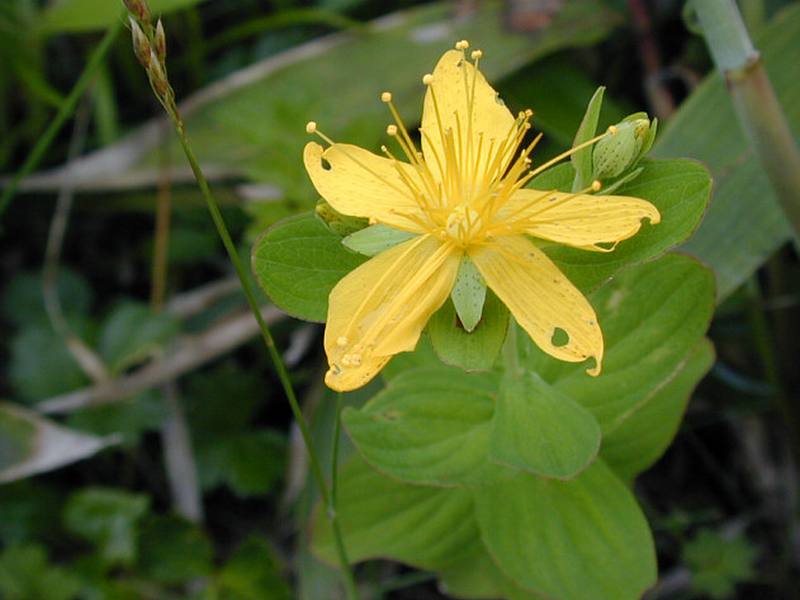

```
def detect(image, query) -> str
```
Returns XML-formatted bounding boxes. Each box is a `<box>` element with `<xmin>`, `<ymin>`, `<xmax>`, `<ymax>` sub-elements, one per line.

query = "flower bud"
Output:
<box><xmin>315</xmin><ymin>199</ymin><xmax>369</xmax><ymax>237</ymax></box>
<box><xmin>129</xmin><ymin>17</ymin><xmax>151</xmax><ymax>68</ymax></box>
<box><xmin>155</xmin><ymin>18</ymin><xmax>167</xmax><ymax>61</ymax></box>
<box><xmin>592</xmin><ymin>113</ymin><xmax>655</xmax><ymax>180</ymax></box>
<box><xmin>123</xmin><ymin>0</ymin><xmax>151</xmax><ymax>23</ymax></box>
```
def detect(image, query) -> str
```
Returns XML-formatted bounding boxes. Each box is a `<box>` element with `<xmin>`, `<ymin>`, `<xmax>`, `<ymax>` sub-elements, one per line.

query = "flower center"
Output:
<box><xmin>444</xmin><ymin>204</ymin><xmax>483</xmax><ymax>246</ymax></box>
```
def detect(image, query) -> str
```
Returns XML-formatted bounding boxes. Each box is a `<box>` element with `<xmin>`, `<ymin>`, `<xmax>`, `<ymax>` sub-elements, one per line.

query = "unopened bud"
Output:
<box><xmin>123</xmin><ymin>0</ymin><xmax>151</xmax><ymax>23</ymax></box>
<box><xmin>129</xmin><ymin>17</ymin><xmax>151</xmax><ymax>68</ymax></box>
<box><xmin>592</xmin><ymin>114</ymin><xmax>654</xmax><ymax>179</ymax></box>
<box><xmin>148</xmin><ymin>50</ymin><xmax>169</xmax><ymax>98</ymax></box>
<box><xmin>155</xmin><ymin>19</ymin><xmax>167</xmax><ymax>61</ymax></box>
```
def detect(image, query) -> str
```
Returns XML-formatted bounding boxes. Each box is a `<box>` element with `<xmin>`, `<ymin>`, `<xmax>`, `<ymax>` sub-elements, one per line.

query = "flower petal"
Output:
<box><xmin>304</xmin><ymin>142</ymin><xmax>428</xmax><ymax>233</ymax></box>
<box><xmin>324</xmin><ymin>235</ymin><xmax>461</xmax><ymax>391</ymax></box>
<box><xmin>421</xmin><ymin>50</ymin><xmax>515</xmax><ymax>185</ymax></box>
<box><xmin>470</xmin><ymin>235</ymin><xmax>603</xmax><ymax>375</ymax></box>
<box><xmin>501</xmin><ymin>188</ymin><xmax>661</xmax><ymax>252</ymax></box>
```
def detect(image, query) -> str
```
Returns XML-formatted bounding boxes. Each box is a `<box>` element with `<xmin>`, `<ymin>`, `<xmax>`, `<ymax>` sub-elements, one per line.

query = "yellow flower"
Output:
<box><xmin>304</xmin><ymin>42</ymin><xmax>660</xmax><ymax>391</ymax></box>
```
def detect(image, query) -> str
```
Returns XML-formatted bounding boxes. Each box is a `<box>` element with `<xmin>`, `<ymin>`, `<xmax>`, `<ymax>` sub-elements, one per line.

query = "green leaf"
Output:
<box><xmin>312</xmin><ymin>455</ymin><xmax>479</xmax><ymax>570</ymax></box>
<box><xmin>184</xmin><ymin>364</ymin><xmax>262</xmax><ymax>434</ymax></box>
<box><xmin>217</xmin><ymin>537</ymin><xmax>292</xmax><ymax>600</ymax></box>
<box><xmin>490</xmin><ymin>372</ymin><xmax>601</xmax><ymax>479</ymax></box>
<box><xmin>63</xmin><ymin>488</ymin><xmax>150</xmax><ymax>566</ymax></box>
<box><xmin>9</xmin><ymin>321</ymin><xmax>92</xmax><ymax>403</ymax></box>
<box><xmin>195</xmin><ymin>430</ymin><xmax>286</xmax><ymax>497</ymax></box>
<box><xmin>535</xmin><ymin>158</ymin><xmax>712</xmax><ymax>292</ymax></box>
<box><xmin>439</xmin><ymin>543</ymin><xmax>544</xmax><ymax>600</ymax></box>
<box><xmin>0</xmin><ymin>482</ymin><xmax>61</xmax><ymax>546</ymax></box>
<box><xmin>428</xmin><ymin>290</ymin><xmax>508</xmax><ymax>372</ymax></box>
<box><xmin>0</xmin><ymin>545</ymin><xmax>81</xmax><ymax>600</ymax></box>
<box><xmin>137</xmin><ymin>515</ymin><xmax>213</xmax><ymax>584</ymax></box>
<box><xmin>522</xmin><ymin>254</ymin><xmax>715</xmax><ymax>479</ymax></box>
<box><xmin>98</xmin><ymin>302</ymin><xmax>180</xmax><ymax>374</ymax></box>
<box><xmin>0</xmin><ymin>403</ymin><xmax>118</xmax><ymax>483</ymax></box>
<box><xmin>251</xmin><ymin>213</ymin><xmax>367</xmax><ymax>322</ymax></box>
<box><xmin>653</xmin><ymin>4</ymin><xmax>800</xmax><ymax>299</ymax></box>
<box><xmin>343</xmin><ymin>367</ymin><xmax>513</xmax><ymax>486</ymax></box>
<box><xmin>450</xmin><ymin>256</ymin><xmax>487</xmax><ymax>333</ymax></box>
<box><xmin>341</xmin><ymin>224</ymin><xmax>416</xmax><ymax>257</ymax></box>
<box><xmin>683</xmin><ymin>529</ymin><xmax>758</xmax><ymax>599</ymax></box>
<box><xmin>39</xmin><ymin>0</ymin><xmax>203</xmax><ymax>33</ymax></box>
<box><xmin>600</xmin><ymin>338</ymin><xmax>714</xmax><ymax>480</ymax></box>
<box><xmin>1</xmin><ymin>269</ymin><xmax>91</xmax><ymax>328</ymax></box>
<box><xmin>570</xmin><ymin>86</ymin><xmax>605</xmax><ymax>191</ymax></box>
<box><xmin>474</xmin><ymin>461</ymin><xmax>656</xmax><ymax>600</ymax></box>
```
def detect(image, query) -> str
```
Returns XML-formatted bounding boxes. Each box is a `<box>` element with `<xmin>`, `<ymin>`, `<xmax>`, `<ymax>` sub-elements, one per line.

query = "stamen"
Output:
<box><xmin>455</xmin><ymin>40</ymin><xmax>469</xmax><ymax>50</ymax></box>
<box><xmin>381</xmin><ymin>91</ymin><xmax>392</xmax><ymax>103</ymax></box>
<box><xmin>422</xmin><ymin>73</ymin><xmax>434</xmax><ymax>85</ymax></box>
<box><xmin>305</xmin><ymin>121</ymin><xmax>336</xmax><ymax>146</ymax></box>
<box><xmin>471</xmin><ymin>49</ymin><xmax>483</xmax><ymax>60</ymax></box>
<box><xmin>527</xmin><ymin>127</ymin><xmax>618</xmax><ymax>180</ymax></box>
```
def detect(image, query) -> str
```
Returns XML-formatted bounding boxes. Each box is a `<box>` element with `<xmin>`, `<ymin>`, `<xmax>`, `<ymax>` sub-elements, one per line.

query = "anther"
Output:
<box><xmin>305</xmin><ymin>121</ymin><xmax>317</xmax><ymax>134</ymax></box>
<box><xmin>591</xmin><ymin>180</ymin><xmax>602</xmax><ymax>192</ymax></box>
<box><xmin>381</xmin><ymin>91</ymin><xmax>392</xmax><ymax>103</ymax></box>
<box><xmin>386</xmin><ymin>124</ymin><xmax>398</xmax><ymax>136</ymax></box>
<box><xmin>455</xmin><ymin>40</ymin><xmax>469</xmax><ymax>50</ymax></box>
<box><xmin>470</xmin><ymin>49</ymin><xmax>483</xmax><ymax>60</ymax></box>
<box><xmin>607</xmin><ymin>125</ymin><xmax>618</xmax><ymax>135</ymax></box>
<box><xmin>422</xmin><ymin>73</ymin><xmax>434</xmax><ymax>85</ymax></box>
<box><xmin>336</xmin><ymin>336</ymin><xmax>348</xmax><ymax>348</ymax></box>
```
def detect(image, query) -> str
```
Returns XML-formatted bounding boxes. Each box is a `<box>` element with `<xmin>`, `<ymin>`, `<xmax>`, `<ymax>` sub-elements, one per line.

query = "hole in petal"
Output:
<box><xmin>551</xmin><ymin>327</ymin><xmax>569</xmax><ymax>347</ymax></box>
<box><xmin>321</xmin><ymin>157</ymin><xmax>332</xmax><ymax>171</ymax></box>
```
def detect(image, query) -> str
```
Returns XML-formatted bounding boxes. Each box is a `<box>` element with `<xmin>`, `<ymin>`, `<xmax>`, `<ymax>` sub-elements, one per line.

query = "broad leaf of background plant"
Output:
<box><xmin>342</xmin><ymin>367</ymin><xmax>514</xmax><ymax>486</ymax></box>
<box><xmin>474</xmin><ymin>461</ymin><xmax>656</xmax><ymax>600</ymax></box>
<box><xmin>137</xmin><ymin>515</ymin><xmax>213</xmax><ymax>584</ymax></box>
<box><xmin>252</xmin><ymin>213</ymin><xmax>367</xmax><ymax>321</ymax></box>
<box><xmin>0</xmin><ymin>403</ymin><xmax>118</xmax><ymax>483</ymax></box>
<box><xmin>63</xmin><ymin>487</ymin><xmax>149</xmax><ymax>566</ymax></box>
<box><xmin>654</xmin><ymin>4</ymin><xmax>800</xmax><ymax>299</ymax></box>
<box><xmin>98</xmin><ymin>301</ymin><xmax>180</xmax><ymax>375</ymax></box>
<box><xmin>312</xmin><ymin>455</ymin><xmax>480</xmax><ymax>571</ymax></box>
<box><xmin>33</xmin><ymin>2</ymin><xmax>622</xmax><ymax>207</ymax></box>
<box><xmin>39</xmin><ymin>0</ymin><xmax>203</xmax><ymax>33</ymax></box>
<box><xmin>531</xmin><ymin>159</ymin><xmax>711</xmax><ymax>292</ymax></box>
<box><xmin>217</xmin><ymin>537</ymin><xmax>292</xmax><ymax>600</ymax></box>
<box><xmin>0</xmin><ymin>545</ymin><xmax>81</xmax><ymax>600</ymax></box>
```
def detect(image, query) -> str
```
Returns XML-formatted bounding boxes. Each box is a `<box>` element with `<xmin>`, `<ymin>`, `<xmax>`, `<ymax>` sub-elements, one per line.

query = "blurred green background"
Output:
<box><xmin>1</xmin><ymin>0</ymin><xmax>799</xmax><ymax>598</ymax></box>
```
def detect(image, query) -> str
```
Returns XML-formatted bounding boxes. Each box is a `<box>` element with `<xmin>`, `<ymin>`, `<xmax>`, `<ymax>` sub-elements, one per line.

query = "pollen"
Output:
<box><xmin>591</xmin><ymin>180</ymin><xmax>602</xmax><ymax>192</ymax></box>
<box><xmin>305</xmin><ymin>121</ymin><xmax>317</xmax><ymax>134</ymax></box>
<box><xmin>381</xmin><ymin>91</ymin><xmax>392</xmax><ymax>103</ymax></box>
<box><xmin>422</xmin><ymin>73</ymin><xmax>434</xmax><ymax>85</ymax></box>
<box><xmin>470</xmin><ymin>49</ymin><xmax>483</xmax><ymax>60</ymax></box>
<box><xmin>386</xmin><ymin>124</ymin><xmax>398</xmax><ymax>136</ymax></box>
<box><xmin>455</xmin><ymin>40</ymin><xmax>469</xmax><ymax>50</ymax></box>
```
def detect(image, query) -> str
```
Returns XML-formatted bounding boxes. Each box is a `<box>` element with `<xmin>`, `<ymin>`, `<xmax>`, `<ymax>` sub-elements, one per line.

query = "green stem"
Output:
<box><xmin>692</xmin><ymin>0</ymin><xmax>800</xmax><ymax>241</ymax></box>
<box><xmin>172</xmin><ymin>119</ymin><xmax>358</xmax><ymax>599</ymax></box>
<box><xmin>0</xmin><ymin>16</ymin><xmax>123</xmax><ymax>225</ymax></box>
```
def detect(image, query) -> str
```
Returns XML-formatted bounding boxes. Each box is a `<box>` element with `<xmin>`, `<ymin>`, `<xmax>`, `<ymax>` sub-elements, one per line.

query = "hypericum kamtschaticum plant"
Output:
<box><xmin>253</xmin><ymin>40</ymin><xmax>714</xmax><ymax>600</ymax></box>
